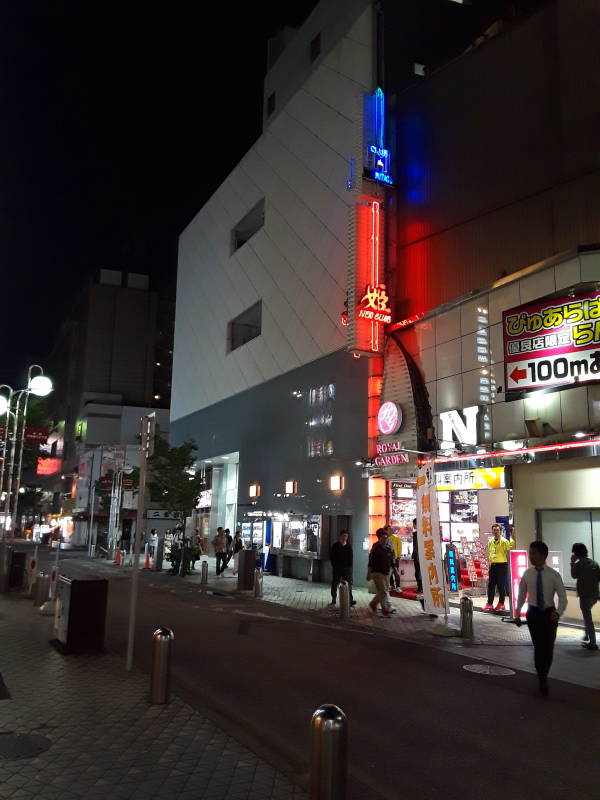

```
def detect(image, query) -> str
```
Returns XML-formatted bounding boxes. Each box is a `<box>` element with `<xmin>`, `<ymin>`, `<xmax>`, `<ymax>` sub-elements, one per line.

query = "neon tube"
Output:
<box><xmin>424</xmin><ymin>437</ymin><xmax>600</xmax><ymax>465</ymax></box>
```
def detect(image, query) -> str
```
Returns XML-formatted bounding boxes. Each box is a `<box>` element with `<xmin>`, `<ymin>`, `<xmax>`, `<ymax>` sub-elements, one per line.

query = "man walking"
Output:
<box><xmin>571</xmin><ymin>542</ymin><xmax>599</xmax><ymax>651</ymax></box>
<box><xmin>516</xmin><ymin>540</ymin><xmax>567</xmax><ymax>696</ymax></box>
<box><xmin>212</xmin><ymin>527</ymin><xmax>228</xmax><ymax>576</ymax></box>
<box><xmin>484</xmin><ymin>523</ymin><xmax>515</xmax><ymax>611</ymax></box>
<box><xmin>329</xmin><ymin>530</ymin><xmax>356</xmax><ymax>606</ymax></box>
<box><xmin>412</xmin><ymin>518</ymin><xmax>422</xmax><ymax>593</ymax></box>
<box><xmin>368</xmin><ymin>528</ymin><xmax>394</xmax><ymax>617</ymax></box>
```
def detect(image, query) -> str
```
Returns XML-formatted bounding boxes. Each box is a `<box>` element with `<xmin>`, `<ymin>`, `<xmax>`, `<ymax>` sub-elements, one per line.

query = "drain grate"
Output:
<box><xmin>0</xmin><ymin>733</ymin><xmax>52</xmax><ymax>759</ymax></box>
<box><xmin>463</xmin><ymin>663</ymin><xmax>515</xmax><ymax>676</ymax></box>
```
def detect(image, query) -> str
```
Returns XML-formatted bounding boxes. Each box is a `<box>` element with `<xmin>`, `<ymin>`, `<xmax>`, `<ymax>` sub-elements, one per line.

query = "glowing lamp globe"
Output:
<box><xmin>0</xmin><ymin>395</ymin><xmax>8</xmax><ymax>415</ymax></box>
<box><xmin>28</xmin><ymin>375</ymin><xmax>53</xmax><ymax>397</ymax></box>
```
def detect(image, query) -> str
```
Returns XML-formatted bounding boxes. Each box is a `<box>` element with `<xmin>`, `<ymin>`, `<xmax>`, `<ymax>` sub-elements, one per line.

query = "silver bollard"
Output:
<box><xmin>338</xmin><ymin>581</ymin><xmax>350</xmax><ymax>620</ymax></box>
<box><xmin>32</xmin><ymin>572</ymin><xmax>50</xmax><ymax>607</ymax></box>
<box><xmin>254</xmin><ymin>567</ymin><xmax>263</xmax><ymax>598</ymax></box>
<box><xmin>150</xmin><ymin>627</ymin><xmax>174</xmax><ymax>704</ymax></box>
<box><xmin>460</xmin><ymin>596</ymin><xmax>474</xmax><ymax>639</ymax></box>
<box><xmin>200</xmin><ymin>560</ymin><xmax>208</xmax><ymax>586</ymax></box>
<box><xmin>309</xmin><ymin>704</ymin><xmax>348</xmax><ymax>800</ymax></box>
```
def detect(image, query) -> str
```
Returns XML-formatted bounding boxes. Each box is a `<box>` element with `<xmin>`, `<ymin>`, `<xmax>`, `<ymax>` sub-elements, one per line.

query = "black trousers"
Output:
<box><xmin>331</xmin><ymin>568</ymin><xmax>354</xmax><ymax>603</ymax></box>
<box><xmin>413</xmin><ymin>556</ymin><xmax>423</xmax><ymax>593</ymax></box>
<box><xmin>526</xmin><ymin>607</ymin><xmax>558</xmax><ymax>682</ymax></box>
<box><xmin>487</xmin><ymin>562</ymin><xmax>507</xmax><ymax>604</ymax></box>
<box><xmin>216</xmin><ymin>553</ymin><xmax>228</xmax><ymax>575</ymax></box>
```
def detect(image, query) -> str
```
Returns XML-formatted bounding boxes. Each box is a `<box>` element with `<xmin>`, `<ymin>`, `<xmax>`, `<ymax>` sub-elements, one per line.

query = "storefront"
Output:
<box><xmin>374</xmin><ymin>247</ymin><xmax>600</xmax><ymax>619</ymax></box>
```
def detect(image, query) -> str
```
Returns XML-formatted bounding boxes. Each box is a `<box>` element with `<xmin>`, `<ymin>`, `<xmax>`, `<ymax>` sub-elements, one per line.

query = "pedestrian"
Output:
<box><xmin>212</xmin><ymin>527</ymin><xmax>228</xmax><ymax>576</ymax></box>
<box><xmin>384</xmin><ymin>524</ymin><xmax>402</xmax><ymax>591</ymax></box>
<box><xmin>367</xmin><ymin>528</ymin><xmax>394</xmax><ymax>617</ymax></box>
<box><xmin>225</xmin><ymin>528</ymin><xmax>233</xmax><ymax>565</ymax></box>
<box><xmin>232</xmin><ymin>530</ymin><xmax>244</xmax><ymax>575</ymax></box>
<box><xmin>169</xmin><ymin>539</ymin><xmax>181</xmax><ymax>575</ymax></box>
<box><xmin>329</xmin><ymin>530</ymin><xmax>356</xmax><ymax>607</ymax></box>
<box><xmin>412</xmin><ymin>518</ymin><xmax>423</xmax><ymax>593</ymax></box>
<box><xmin>515</xmin><ymin>540</ymin><xmax>567</xmax><ymax>697</ymax></box>
<box><xmin>483</xmin><ymin>523</ymin><xmax>515</xmax><ymax>611</ymax></box>
<box><xmin>149</xmin><ymin>529</ymin><xmax>158</xmax><ymax>558</ymax></box>
<box><xmin>570</xmin><ymin>542</ymin><xmax>599</xmax><ymax>651</ymax></box>
<box><xmin>190</xmin><ymin>530</ymin><xmax>200</xmax><ymax>571</ymax></box>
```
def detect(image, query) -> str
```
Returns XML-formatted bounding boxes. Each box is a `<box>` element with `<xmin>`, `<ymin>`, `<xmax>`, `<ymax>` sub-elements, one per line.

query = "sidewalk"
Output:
<box><xmin>0</xmin><ymin>594</ymin><xmax>305</xmax><ymax>800</ymax></box>
<box><xmin>70</xmin><ymin>553</ymin><xmax>600</xmax><ymax>691</ymax></box>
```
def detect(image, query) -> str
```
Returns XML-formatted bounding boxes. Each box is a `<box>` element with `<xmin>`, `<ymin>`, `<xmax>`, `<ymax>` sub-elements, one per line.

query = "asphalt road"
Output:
<box><xmin>34</xmin><ymin>546</ymin><xmax>600</xmax><ymax>800</ymax></box>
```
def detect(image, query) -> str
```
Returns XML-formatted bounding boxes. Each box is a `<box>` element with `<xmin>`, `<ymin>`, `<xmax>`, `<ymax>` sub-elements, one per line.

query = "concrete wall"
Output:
<box><xmin>391</xmin><ymin>0</ymin><xmax>600</xmax><ymax>318</ymax></box>
<box><xmin>171</xmin><ymin>5</ymin><xmax>375</xmax><ymax>422</ymax></box>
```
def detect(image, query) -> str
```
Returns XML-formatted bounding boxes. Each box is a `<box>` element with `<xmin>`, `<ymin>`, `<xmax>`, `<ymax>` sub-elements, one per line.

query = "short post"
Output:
<box><xmin>150</xmin><ymin>627</ymin><xmax>174</xmax><ymax>704</ymax></box>
<box><xmin>200</xmin><ymin>560</ymin><xmax>208</xmax><ymax>587</ymax></box>
<box><xmin>460</xmin><ymin>596</ymin><xmax>474</xmax><ymax>639</ymax></box>
<box><xmin>254</xmin><ymin>567</ymin><xmax>263</xmax><ymax>598</ymax></box>
<box><xmin>309</xmin><ymin>704</ymin><xmax>348</xmax><ymax>800</ymax></box>
<box><xmin>338</xmin><ymin>581</ymin><xmax>350</xmax><ymax>620</ymax></box>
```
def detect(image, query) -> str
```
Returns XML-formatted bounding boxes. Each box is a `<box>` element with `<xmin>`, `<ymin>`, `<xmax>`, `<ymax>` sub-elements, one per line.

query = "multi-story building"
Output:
<box><xmin>170</xmin><ymin>0</ymin><xmax>545</xmax><ymax>583</ymax></box>
<box><xmin>45</xmin><ymin>269</ymin><xmax>172</xmax><ymax>544</ymax></box>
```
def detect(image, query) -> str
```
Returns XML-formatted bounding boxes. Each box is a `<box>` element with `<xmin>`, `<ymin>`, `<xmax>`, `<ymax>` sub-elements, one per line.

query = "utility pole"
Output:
<box><xmin>126</xmin><ymin>413</ymin><xmax>155</xmax><ymax>671</ymax></box>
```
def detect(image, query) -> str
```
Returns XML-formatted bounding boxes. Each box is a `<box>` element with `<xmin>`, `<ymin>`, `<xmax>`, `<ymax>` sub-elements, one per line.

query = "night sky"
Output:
<box><xmin>1</xmin><ymin>0</ymin><xmax>316</xmax><ymax>388</ymax></box>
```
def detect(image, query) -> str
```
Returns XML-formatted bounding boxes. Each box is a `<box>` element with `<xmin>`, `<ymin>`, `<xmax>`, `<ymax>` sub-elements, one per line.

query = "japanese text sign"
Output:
<box><xmin>435</xmin><ymin>467</ymin><xmax>505</xmax><ymax>491</ymax></box>
<box><xmin>416</xmin><ymin>463</ymin><xmax>447</xmax><ymax>615</ymax></box>
<box><xmin>503</xmin><ymin>289</ymin><xmax>600</xmax><ymax>396</ymax></box>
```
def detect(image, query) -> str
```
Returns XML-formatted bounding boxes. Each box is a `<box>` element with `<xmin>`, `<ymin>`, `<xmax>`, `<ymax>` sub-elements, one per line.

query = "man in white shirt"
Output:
<box><xmin>515</xmin><ymin>540</ymin><xmax>567</xmax><ymax>697</ymax></box>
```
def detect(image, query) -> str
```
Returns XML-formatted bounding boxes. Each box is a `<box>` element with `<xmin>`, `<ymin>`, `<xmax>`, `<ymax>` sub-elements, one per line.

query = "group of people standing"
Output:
<box><xmin>211</xmin><ymin>527</ymin><xmax>244</xmax><ymax>576</ymax></box>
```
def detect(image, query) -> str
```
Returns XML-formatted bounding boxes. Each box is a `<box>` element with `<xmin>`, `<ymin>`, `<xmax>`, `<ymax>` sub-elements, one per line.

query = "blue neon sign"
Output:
<box><xmin>363</xmin><ymin>88</ymin><xmax>393</xmax><ymax>187</ymax></box>
<box><xmin>446</xmin><ymin>545</ymin><xmax>459</xmax><ymax>592</ymax></box>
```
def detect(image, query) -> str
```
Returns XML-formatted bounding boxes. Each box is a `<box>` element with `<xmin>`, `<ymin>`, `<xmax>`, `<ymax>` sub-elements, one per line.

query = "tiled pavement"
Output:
<box><xmin>0</xmin><ymin>595</ymin><xmax>306</xmax><ymax>800</ymax></box>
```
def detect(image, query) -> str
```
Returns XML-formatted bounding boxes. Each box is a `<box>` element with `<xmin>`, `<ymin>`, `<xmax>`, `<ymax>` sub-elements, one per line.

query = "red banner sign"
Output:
<box><xmin>0</xmin><ymin>425</ymin><xmax>49</xmax><ymax>444</ymax></box>
<box><xmin>503</xmin><ymin>290</ymin><xmax>600</xmax><ymax>395</ymax></box>
<box><xmin>37</xmin><ymin>457</ymin><xmax>61</xmax><ymax>476</ymax></box>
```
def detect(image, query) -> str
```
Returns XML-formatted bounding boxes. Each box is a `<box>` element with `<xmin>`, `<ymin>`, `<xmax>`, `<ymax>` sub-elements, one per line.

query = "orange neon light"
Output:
<box><xmin>371</xmin><ymin>201</ymin><xmax>380</xmax><ymax>351</ymax></box>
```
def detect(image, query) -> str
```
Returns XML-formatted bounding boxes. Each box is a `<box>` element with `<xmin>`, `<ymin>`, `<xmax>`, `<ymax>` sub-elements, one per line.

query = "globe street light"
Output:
<box><xmin>0</xmin><ymin>385</ymin><xmax>14</xmax><ymax>534</ymax></box>
<box><xmin>11</xmin><ymin>365</ymin><xmax>54</xmax><ymax>536</ymax></box>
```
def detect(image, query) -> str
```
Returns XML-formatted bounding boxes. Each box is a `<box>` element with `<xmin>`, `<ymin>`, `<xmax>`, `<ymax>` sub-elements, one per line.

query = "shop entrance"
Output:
<box><xmin>538</xmin><ymin>509</ymin><xmax>600</xmax><ymax>589</ymax></box>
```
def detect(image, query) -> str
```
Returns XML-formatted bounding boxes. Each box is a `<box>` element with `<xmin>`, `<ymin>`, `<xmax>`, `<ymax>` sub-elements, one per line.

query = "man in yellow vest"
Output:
<box><xmin>483</xmin><ymin>523</ymin><xmax>515</xmax><ymax>611</ymax></box>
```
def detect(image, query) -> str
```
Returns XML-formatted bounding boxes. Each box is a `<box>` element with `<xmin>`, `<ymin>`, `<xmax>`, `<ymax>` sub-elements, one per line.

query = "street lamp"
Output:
<box><xmin>9</xmin><ymin>365</ymin><xmax>54</xmax><ymax>537</ymax></box>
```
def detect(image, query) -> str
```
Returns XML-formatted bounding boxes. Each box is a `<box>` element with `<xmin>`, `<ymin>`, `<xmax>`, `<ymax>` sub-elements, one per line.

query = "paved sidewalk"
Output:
<box><xmin>0</xmin><ymin>595</ymin><xmax>305</xmax><ymax>800</ymax></box>
<box><xmin>67</xmin><ymin>553</ymin><xmax>600</xmax><ymax>690</ymax></box>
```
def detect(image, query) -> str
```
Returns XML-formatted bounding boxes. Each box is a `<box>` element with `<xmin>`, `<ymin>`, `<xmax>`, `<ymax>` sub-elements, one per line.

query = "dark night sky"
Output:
<box><xmin>0</xmin><ymin>0</ymin><xmax>316</xmax><ymax>388</ymax></box>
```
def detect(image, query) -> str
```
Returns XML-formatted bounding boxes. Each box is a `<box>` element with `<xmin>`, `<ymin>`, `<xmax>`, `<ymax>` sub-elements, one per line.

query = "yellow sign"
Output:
<box><xmin>436</xmin><ymin>467</ymin><xmax>505</xmax><ymax>492</ymax></box>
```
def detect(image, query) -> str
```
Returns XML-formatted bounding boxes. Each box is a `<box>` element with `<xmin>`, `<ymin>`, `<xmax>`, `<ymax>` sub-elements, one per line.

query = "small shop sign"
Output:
<box><xmin>436</xmin><ymin>466</ymin><xmax>505</xmax><ymax>491</ymax></box>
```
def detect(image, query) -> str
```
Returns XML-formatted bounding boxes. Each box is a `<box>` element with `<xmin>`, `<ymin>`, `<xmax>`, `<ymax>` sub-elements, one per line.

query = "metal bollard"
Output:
<box><xmin>200</xmin><ymin>560</ymin><xmax>208</xmax><ymax>586</ymax></box>
<box><xmin>254</xmin><ymin>567</ymin><xmax>263</xmax><ymax>598</ymax></box>
<box><xmin>32</xmin><ymin>572</ymin><xmax>50</xmax><ymax>607</ymax></box>
<box><xmin>150</xmin><ymin>627</ymin><xmax>174</xmax><ymax>704</ymax></box>
<box><xmin>460</xmin><ymin>596</ymin><xmax>474</xmax><ymax>639</ymax></box>
<box><xmin>309</xmin><ymin>704</ymin><xmax>348</xmax><ymax>800</ymax></box>
<box><xmin>338</xmin><ymin>581</ymin><xmax>350</xmax><ymax>620</ymax></box>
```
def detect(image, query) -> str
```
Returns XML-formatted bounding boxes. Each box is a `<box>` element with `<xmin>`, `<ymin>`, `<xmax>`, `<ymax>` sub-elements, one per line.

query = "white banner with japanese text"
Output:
<box><xmin>416</xmin><ymin>462</ymin><xmax>447</xmax><ymax>616</ymax></box>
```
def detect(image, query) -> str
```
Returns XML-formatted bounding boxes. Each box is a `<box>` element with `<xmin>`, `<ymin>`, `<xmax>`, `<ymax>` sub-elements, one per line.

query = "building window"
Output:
<box><xmin>231</xmin><ymin>199</ymin><xmax>265</xmax><ymax>253</ymax></box>
<box><xmin>310</xmin><ymin>33</ymin><xmax>321</xmax><ymax>62</ymax></box>
<box><xmin>414</xmin><ymin>62</ymin><xmax>426</xmax><ymax>76</ymax></box>
<box><xmin>228</xmin><ymin>301</ymin><xmax>262</xmax><ymax>353</ymax></box>
<box><xmin>267</xmin><ymin>92</ymin><xmax>276</xmax><ymax>116</ymax></box>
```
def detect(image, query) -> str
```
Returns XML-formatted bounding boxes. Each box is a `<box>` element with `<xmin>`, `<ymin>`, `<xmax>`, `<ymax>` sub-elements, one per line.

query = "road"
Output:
<box><xmin>32</xmin><ymin>545</ymin><xmax>600</xmax><ymax>799</ymax></box>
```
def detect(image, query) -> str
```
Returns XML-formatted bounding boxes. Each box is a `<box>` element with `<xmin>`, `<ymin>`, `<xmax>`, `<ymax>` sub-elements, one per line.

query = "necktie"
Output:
<box><xmin>536</xmin><ymin>567</ymin><xmax>544</xmax><ymax>610</ymax></box>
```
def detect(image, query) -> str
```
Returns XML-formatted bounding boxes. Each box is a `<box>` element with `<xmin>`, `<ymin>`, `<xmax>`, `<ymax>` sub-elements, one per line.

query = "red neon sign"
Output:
<box><xmin>423</xmin><ymin>437</ymin><xmax>599</xmax><ymax>465</ymax></box>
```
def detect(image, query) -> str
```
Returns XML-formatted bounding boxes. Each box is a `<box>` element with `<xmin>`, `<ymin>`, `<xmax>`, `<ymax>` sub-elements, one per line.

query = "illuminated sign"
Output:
<box><xmin>446</xmin><ymin>545</ymin><xmax>459</xmax><ymax>592</ymax></box>
<box><xmin>509</xmin><ymin>549</ymin><xmax>529</xmax><ymax>618</ymax></box>
<box><xmin>376</xmin><ymin>439</ymin><xmax>403</xmax><ymax>455</ymax></box>
<box><xmin>416</xmin><ymin>464</ymin><xmax>447</xmax><ymax>614</ymax></box>
<box><xmin>377</xmin><ymin>401</ymin><xmax>402</xmax><ymax>435</ymax></box>
<box><xmin>36</xmin><ymin>457</ymin><xmax>61</xmax><ymax>476</ymax></box>
<box><xmin>363</xmin><ymin>88</ymin><xmax>394</xmax><ymax>186</ymax></box>
<box><xmin>439</xmin><ymin>406</ymin><xmax>480</xmax><ymax>449</ymax></box>
<box><xmin>436</xmin><ymin>467</ymin><xmax>505</xmax><ymax>491</ymax></box>
<box><xmin>358</xmin><ymin>283</ymin><xmax>391</xmax><ymax>324</ymax></box>
<box><xmin>197</xmin><ymin>489</ymin><xmax>212</xmax><ymax>508</ymax></box>
<box><xmin>373</xmin><ymin>452</ymin><xmax>409</xmax><ymax>467</ymax></box>
<box><xmin>504</xmin><ymin>289</ymin><xmax>600</xmax><ymax>396</ymax></box>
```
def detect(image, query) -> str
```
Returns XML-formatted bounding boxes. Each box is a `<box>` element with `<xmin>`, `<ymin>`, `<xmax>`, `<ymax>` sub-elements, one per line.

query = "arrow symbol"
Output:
<box><xmin>510</xmin><ymin>367</ymin><xmax>527</xmax><ymax>383</ymax></box>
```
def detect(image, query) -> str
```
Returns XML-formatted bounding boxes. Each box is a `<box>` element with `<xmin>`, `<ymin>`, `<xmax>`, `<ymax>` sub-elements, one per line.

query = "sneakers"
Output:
<box><xmin>368</xmin><ymin>599</ymin><xmax>378</xmax><ymax>614</ymax></box>
<box><xmin>582</xmin><ymin>642</ymin><xmax>598</xmax><ymax>650</ymax></box>
<box><xmin>329</xmin><ymin>601</ymin><xmax>336</xmax><ymax>606</ymax></box>
<box><xmin>381</xmin><ymin>610</ymin><xmax>391</xmax><ymax>618</ymax></box>
<box><xmin>483</xmin><ymin>603</ymin><xmax>494</xmax><ymax>611</ymax></box>
<box><xmin>582</xmin><ymin>634</ymin><xmax>590</xmax><ymax>642</ymax></box>
<box><xmin>494</xmin><ymin>603</ymin><xmax>506</xmax><ymax>611</ymax></box>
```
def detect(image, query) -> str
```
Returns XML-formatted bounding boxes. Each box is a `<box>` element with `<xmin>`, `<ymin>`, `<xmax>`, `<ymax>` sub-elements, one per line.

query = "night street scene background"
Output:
<box><xmin>1</xmin><ymin>2</ymin><xmax>599</xmax><ymax>800</ymax></box>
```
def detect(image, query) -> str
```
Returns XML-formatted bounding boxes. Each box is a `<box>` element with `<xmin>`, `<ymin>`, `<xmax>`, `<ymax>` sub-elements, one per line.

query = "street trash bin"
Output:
<box><xmin>8</xmin><ymin>551</ymin><xmax>26</xmax><ymax>591</ymax></box>
<box><xmin>33</xmin><ymin>572</ymin><xmax>51</xmax><ymax>607</ymax></box>
<box><xmin>51</xmin><ymin>576</ymin><xmax>108</xmax><ymax>654</ymax></box>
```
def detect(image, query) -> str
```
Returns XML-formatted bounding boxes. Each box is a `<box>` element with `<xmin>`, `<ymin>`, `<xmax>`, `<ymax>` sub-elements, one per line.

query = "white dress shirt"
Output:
<box><xmin>516</xmin><ymin>565</ymin><xmax>567</xmax><ymax>616</ymax></box>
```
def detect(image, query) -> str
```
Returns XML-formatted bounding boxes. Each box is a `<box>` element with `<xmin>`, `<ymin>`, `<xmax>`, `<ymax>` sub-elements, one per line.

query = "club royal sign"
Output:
<box><xmin>503</xmin><ymin>289</ymin><xmax>600</xmax><ymax>397</ymax></box>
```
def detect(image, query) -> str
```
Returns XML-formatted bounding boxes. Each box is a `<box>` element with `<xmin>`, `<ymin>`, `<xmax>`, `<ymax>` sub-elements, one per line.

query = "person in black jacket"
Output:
<box><xmin>329</xmin><ymin>530</ymin><xmax>356</xmax><ymax>606</ymax></box>
<box><xmin>368</xmin><ymin>528</ymin><xmax>394</xmax><ymax>617</ymax></box>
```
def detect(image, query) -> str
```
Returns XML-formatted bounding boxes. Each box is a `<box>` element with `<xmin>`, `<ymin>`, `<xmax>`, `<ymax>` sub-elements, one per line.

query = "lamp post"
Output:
<box><xmin>8</xmin><ymin>366</ymin><xmax>53</xmax><ymax>536</ymax></box>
